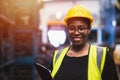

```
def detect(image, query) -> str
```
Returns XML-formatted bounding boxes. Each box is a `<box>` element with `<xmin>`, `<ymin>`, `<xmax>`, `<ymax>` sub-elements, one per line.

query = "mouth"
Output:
<box><xmin>72</xmin><ymin>36</ymin><xmax>83</xmax><ymax>42</ymax></box>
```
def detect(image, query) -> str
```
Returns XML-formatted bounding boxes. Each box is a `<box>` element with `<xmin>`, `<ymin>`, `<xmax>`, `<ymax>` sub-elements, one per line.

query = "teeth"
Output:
<box><xmin>74</xmin><ymin>38</ymin><xmax>81</xmax><ymax>40</ymax></box>
<box><xmin>73</xmin><ymin>36</ymin><xmax>82</xmax><ymax>38</ymax></box>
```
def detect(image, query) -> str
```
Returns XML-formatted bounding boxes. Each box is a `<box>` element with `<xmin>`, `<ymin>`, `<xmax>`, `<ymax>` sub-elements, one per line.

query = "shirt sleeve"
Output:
<box><xmin>102</xmin><ymin>48</ymin><xmax>119</xmax><ymax>80</ymax></box>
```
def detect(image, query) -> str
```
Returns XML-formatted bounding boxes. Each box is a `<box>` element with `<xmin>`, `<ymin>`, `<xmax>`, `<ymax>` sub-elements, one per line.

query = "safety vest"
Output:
<box><xmin>51</xmin><ymin>45</ymin><xmax>107</xmax><ymax>80</ymax></box>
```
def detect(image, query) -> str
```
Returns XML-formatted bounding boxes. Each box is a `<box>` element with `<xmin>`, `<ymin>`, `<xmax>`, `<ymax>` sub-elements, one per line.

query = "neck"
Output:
<box><xmin>71</xmin><ymin>43</ymin><xmax>89</xmax><ymax>52</ymax></box>
<box><xmin>67</xmin><ymin>43</ymin><xmax>90</xmax><ymax>57</ymax></box>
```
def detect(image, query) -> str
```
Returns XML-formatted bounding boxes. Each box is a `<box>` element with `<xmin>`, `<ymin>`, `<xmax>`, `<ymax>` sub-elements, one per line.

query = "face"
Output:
<box><xmin>67</xmin><ymin>18</ymin><xmax>90</xmax><ymax>46</ymax></box>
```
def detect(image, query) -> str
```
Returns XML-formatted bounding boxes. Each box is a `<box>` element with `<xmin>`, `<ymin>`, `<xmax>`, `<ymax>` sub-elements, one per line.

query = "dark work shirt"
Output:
<box><xmin>50</xmin><ymin>50</ymin><xmax>119</xmax><ymax>80</ymax></box>
<box><xmin>54</xmin><ymin>55</ymin><xmax>88</xmax><ymax>80</ymax></box>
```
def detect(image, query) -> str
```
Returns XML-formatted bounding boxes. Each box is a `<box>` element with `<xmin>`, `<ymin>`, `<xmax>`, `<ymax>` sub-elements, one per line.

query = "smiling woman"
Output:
<box><xmin>49</xmin><ymin>4</ymin><xmax>119</xmax><ymax>80</ymax></box>
<box><xmin>67</xmin><ymin>18</ymin><xmax>90</xmax><ymax>47</ymax></box>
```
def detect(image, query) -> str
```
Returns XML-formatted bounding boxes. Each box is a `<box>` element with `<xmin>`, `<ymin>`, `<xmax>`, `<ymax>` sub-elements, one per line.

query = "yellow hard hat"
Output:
<box><xmin>64</xmin><ymin>4</ymin><xmax>93</xmax><ymax>27</ymax></box>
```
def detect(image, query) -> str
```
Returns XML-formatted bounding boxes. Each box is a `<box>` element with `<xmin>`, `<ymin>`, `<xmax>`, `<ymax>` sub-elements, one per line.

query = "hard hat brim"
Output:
<box><xmin>64</xmin><ymin>16</ymin><xmax>93</xmax><ymax>27</ymax></box>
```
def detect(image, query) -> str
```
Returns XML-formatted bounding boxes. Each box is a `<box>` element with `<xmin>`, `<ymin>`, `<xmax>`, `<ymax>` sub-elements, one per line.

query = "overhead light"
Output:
<box><xmin>47</xmin><ymin>30</ymin><xmax>66</xmax><ymax>47</ymax></box>
<box><xmin>112</xmin><ymin>19</ymin><xmax>116</xmax><ymax>27</ymax></box>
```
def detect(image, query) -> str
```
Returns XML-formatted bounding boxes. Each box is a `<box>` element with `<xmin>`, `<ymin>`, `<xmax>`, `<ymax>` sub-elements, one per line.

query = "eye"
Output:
<box><xmin>69</xmin><ymin>26</ymin><xmax>75</xmax><ymax>30</ymax></box>
<box><xmin>78</xmin><ymin>25</ymin><xmax>88</xmax><ymax>31</ymax></box>
<box><xmin>78</xmin><ymin>27</ymin><xmax>84</xmax><ymax>30</ymax></box>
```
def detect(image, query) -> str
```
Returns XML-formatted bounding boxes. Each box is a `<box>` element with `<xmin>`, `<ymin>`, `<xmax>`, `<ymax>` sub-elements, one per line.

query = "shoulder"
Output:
<box><xmin>54</xmin><ymin>46</ymin><xmax>70</xmax><ymax>53</ymax></box>
<box><xmin>90</xmin><ymin>44</ymin><xmax>111</xmax><ymax>57</ymax></box>
<box><xmin>90</xmin><ymin>44</ymin><xmax>108</xmax><ymax>51</ymax></box>
<box><xmin>53</xmin><ymin>46</ymin><xmax>70</xmax><ymax>57</ymax></box>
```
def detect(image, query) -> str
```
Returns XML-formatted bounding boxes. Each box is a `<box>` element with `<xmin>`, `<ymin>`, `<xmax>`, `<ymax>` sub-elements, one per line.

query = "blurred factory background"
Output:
<box><xmin>0</xmin><ymin>0</ymin><xmax>120</xmax><ymax>80</ymax></box>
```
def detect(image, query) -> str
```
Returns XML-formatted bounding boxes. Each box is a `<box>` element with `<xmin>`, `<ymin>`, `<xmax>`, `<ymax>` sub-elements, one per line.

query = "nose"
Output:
<box><xmin>74</xmin><ymin>28</ymin><xmax>79</xmax><ymax>34</ymax></box>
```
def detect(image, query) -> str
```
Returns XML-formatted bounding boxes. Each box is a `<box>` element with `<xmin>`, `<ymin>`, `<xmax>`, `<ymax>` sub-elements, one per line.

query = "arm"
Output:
<box><xmin>102</xmin><ymin>49</ymin><xmax>119</xmax><ymax>80</ymax></box>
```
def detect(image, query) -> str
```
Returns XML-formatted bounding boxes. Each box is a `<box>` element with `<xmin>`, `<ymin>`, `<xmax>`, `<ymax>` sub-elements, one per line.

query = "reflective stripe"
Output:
<box><xmin>100</xmin><ymin>47</ymin><xmax>107</xmax><ymax>76</ymax></box>
<box><xmin>53</xmin><ymin>49</ymin><xmax>65</xmax><ymax>67</ymax></box>
<box><xmin>53</xmin><ymin>50</ymin><xmax>58</xmax><ymax>67</ymax></box>
<box><xmin>97</xmin><ymin>47</ymin><xmax>104</xmax><ymax>73</ymax></box>
<box><xmin>55</xmin><ymin>49</ymin><xmax>63</xmax><ymax>64</ymax></box>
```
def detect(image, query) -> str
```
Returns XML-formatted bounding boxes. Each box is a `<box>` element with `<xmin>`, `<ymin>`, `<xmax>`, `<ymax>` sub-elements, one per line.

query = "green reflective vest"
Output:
<box><xmin>51</xmin><ymin>45</ymin><xmax>107</xmax><ymax>80</ymax></box>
